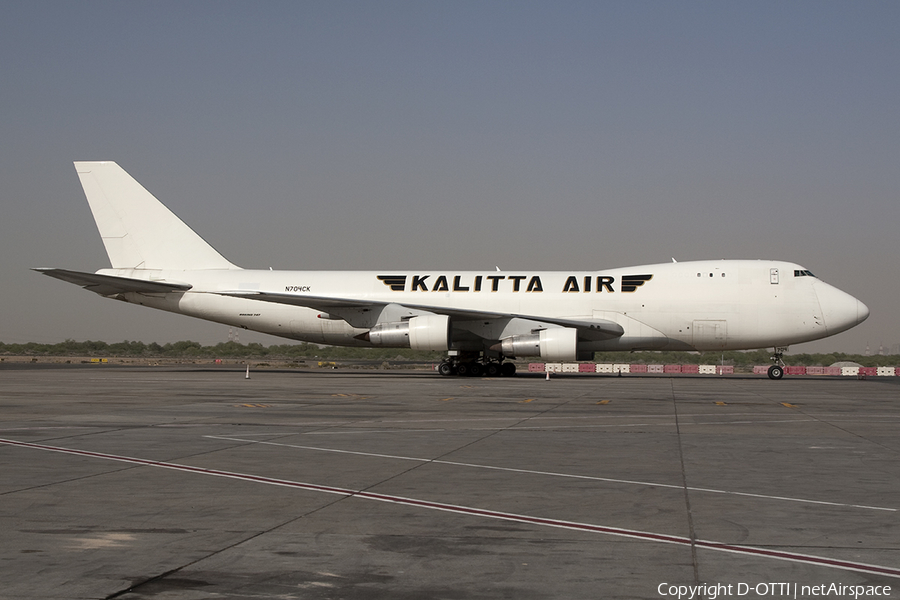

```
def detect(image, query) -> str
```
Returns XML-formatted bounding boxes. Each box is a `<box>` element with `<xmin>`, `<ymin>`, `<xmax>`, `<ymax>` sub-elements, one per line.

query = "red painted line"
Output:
<box><xmin>3</xmin><ymin>437</ymin><xmax>899</xmax><ymax>579</ymax></box>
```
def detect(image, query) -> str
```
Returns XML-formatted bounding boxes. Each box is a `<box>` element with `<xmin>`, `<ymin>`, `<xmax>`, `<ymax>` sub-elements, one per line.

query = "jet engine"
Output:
<box><xmin>367</xmin><ymin>314</ymin><xmax>450</xmax><ymax>351</ymax></box>
<box><xmin>497</xmin><ymin>327</ymin><xmax>579</xmax><ymax>361</ymax></box>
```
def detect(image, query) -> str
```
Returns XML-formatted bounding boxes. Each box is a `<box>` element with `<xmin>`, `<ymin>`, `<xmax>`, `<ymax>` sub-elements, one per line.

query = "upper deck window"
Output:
<box><xmin>793</xmin><ymin>270</ymin><xmax>816</xmax><ymax>277</ymax></box>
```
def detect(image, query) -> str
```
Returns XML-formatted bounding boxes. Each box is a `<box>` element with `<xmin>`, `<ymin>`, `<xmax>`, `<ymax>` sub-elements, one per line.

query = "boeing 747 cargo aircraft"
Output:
<box><xmin>35</xmin><ymin>162</ymin><xmax>869</xmax><ymax>379</ymax></box>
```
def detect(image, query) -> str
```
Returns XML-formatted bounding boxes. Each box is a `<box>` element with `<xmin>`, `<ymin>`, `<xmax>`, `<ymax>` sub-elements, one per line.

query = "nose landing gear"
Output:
<box><xmin>767</xmin><ymin>347</ymin><xmax>788</xmax><ymax>380</ymax></box>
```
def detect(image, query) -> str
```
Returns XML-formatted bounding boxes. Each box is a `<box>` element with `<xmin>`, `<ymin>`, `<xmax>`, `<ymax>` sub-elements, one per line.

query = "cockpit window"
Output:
<box><xmin>793</xmin><ymin>270</ymin><xmax>816</xmax><ymax>277</ymax></box>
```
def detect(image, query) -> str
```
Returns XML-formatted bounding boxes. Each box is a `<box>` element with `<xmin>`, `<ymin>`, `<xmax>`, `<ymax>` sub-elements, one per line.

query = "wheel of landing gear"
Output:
<box><xmin>467</xmin><ymin>362</ymin><xmax>483</xmax><ymax>377</ymax></box>
<box><xmin>438</xmin><ymin>362</ymin><xmax>454</xmax><ymax>376</ymax></box>
<box><xmin>501</xmin><ymin>362</ymin><xmax>517</xmax><ymax>377</ymax></box>
<box><xmin>485</xmin><ymin>362</ymin><xmax>501</xmax><ymax>377</ymax></box>
<box><xmin>767</xmin><ymin>365</ymin><xmax>784</xmax><ymax>380</ymax></box>
<box><xmin>456</xmin><ymin>362</ymin><xmax>470</xmax><ymax>377</ymax></box>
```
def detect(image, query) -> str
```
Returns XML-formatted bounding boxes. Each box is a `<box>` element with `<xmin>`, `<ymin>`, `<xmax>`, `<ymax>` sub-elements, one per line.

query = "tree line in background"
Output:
<box><xmin>1</xmin><ymin>340</ymin><xmax>897</xmax><ymax>367</ymax></box>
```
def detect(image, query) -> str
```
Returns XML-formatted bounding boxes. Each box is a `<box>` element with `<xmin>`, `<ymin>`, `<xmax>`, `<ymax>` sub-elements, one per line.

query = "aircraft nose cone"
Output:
<box><xmin>857</xmin><ymin>299</ymin><xmax>870</xmax><ymax>325</ymax></box>
<box><xmin>817</xmin><ymin>284</ymin><xmax>869</xmax><ymax>335</ymax></box>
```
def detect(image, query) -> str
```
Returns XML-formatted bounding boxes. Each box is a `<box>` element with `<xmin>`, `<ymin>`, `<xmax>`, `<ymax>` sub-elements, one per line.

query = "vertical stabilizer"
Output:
<box><xmin>74</xmin><ymin>161</ymin><xmax>239</xmax><ymax>270</ymax></box>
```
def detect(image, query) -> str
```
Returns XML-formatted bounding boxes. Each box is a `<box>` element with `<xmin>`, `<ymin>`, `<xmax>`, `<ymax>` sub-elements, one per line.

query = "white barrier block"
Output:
<box><xmin>841</xmin><ymin>366</ymin><xmax>859</xmax><ymax>376</ymax></box>
<box><xmin>545</xmin><ymin>363</ymin><xmax>563</xmax><ymax>373</ymax></box>
<box><xmin>699</xmin><ymin>365</ymin><xmax>716</xmax><ymax>375</ymax></box>
<box><xmin>876</xmin><ymin>367</ymin><xmax>896</xmax><ymax>376</ymax></box>
<box><xmin>612</xmin><ymin>363</ymin><xmax>630</xmax><ymax>374</ymax></box>
<box><xmin>562</xmin><ymin>363</ymin><xmax>579</xmax><ymax>373</ymax></box>
<box><xmin>595</xmin><ymin>363</ymin><xmax>613</xmax><ymax>373</ymax></box>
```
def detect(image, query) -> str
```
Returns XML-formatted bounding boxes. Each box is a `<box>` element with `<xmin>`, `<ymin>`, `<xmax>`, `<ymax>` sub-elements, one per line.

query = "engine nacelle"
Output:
<box><xmin>499</xmin><ymin>327</ymin><xmax>578</xmax><ymax>361</ymax></box>
<box><xmin>367</xmin><ymin>314</ymin><xmax>450</xmax><ymax>351</ymax></box>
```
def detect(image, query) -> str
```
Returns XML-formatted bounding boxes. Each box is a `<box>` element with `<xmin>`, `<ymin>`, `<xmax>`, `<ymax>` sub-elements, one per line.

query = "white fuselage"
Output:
<box><xmin>99</xmin><ymin>259</ymin><xmax>867</xmax><ymax>353</ymax></box>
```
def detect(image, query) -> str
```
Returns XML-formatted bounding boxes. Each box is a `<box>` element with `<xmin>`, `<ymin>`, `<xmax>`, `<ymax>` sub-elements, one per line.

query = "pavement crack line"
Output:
<box><xmin>670</xmin><ymin>380</ymin><xmax>701</xmax><ymax>585</ymax></box>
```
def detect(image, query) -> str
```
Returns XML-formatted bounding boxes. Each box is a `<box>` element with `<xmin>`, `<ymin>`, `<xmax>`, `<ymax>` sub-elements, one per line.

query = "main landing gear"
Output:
<box><xmin>767</xmin><ymin>347</ymin><xmax>788</xmax><ymax>380</ymax></box>
<box><xmin>438</xmin><ymin>352</ymin><xmax>517</xmax><ymax>377</ymax></box>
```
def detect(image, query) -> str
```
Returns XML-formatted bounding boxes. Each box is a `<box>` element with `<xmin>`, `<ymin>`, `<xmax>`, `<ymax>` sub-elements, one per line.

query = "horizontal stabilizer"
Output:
<box><xmin>33</xmin><ymin>268</ymin><xmax>192</xmax><ymax>296</ymax></box>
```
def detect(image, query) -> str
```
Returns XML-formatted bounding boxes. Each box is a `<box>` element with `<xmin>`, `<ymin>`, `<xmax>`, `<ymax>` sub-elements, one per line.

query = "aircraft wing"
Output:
<box><xmin>217</xmin><ymin>290</ymin><xmax>624</xmax><ymax>341</ymax></box>
<box><xmin>33</xmin><ymin>268</ymin><xmax>193</xmax><ymax>296</ymax></box>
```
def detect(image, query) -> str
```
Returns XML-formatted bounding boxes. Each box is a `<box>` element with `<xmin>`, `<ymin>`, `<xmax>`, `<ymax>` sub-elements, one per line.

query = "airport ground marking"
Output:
<box><xmin>596</xmin><ymin>400</ymin><xmax>610</xmax><ymax>405</ymax></box>
<box><xmin>203</xmin><ymin>435</ymin><xmax>896</xmax><ymax>513</ymax></box>
<box><xmin>2</xmin><ymin>436</ymin><xmax>897</xmax><ymax>580</ymax></box>
<box><xmin>302</xmin><ymin>429</ymin><xmax>445</xmax><ymax>435</ymax></box>
<box><xmin>373</xmin><ymin>412</ymin><xmax>814</xmax><ymax>425</ymax></box>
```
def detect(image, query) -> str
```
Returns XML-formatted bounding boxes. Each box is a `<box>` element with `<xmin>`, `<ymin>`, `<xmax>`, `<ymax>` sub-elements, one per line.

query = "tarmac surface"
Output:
<box><xmin>1</xmin><ymin>364</ymin><xmax>898</xmax><ymax>599</ymax></box>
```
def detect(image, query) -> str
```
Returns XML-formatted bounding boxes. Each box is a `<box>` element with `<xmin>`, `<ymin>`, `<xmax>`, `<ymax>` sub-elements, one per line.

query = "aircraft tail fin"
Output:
<box><xmin>74</xmin><ymin>161</ymin><xmax>239</xmax><ymax>270</ymax></box>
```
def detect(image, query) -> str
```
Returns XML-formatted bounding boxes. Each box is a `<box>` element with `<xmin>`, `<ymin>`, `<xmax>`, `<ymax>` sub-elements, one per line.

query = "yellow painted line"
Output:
<box><xmin>238</xmin><ymin>404</ymin><xmax>270</xmax><ymax>408</ymax></box>
<box><xmin>440</xmin><ymin>397</ymin><xmax>455</xmax><ymax>402</ymax></box>
<box><xmin>596</xmin><ymin>400</ymin><xmax>610</xmax><ymax>405</ymax></box>
<box><xmin>519</xmin><ymin>399</ymin><xmax>535</xmax><ymax>404</ymax></box>
<box><xmin>781</xmin><ymin>402</ymin><xmax>798</xmax><ymax>408</ymax></box>
<box><xmin>715</xmin><ymin>401</ymin><xmax>727</xmax><ymax>406</ymax></box>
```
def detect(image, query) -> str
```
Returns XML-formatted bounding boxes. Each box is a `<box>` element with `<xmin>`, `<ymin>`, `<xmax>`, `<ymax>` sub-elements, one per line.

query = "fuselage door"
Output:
<box><xmin>693</xmin><ymin>319</ymin><xmax>727</xmax><ymax>349</ymax></box>
<box><xmin>770</xmin><ymin>268</ymin><xmax>779</xmax><ymax>284</ymax></box>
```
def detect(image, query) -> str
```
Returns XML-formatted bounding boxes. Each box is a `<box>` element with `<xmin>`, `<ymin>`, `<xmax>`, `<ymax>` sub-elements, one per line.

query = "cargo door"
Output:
<box><xmin>692</xmin><ymin>320</ymin><xmax>727</xmax><ymax>349</ymax></box>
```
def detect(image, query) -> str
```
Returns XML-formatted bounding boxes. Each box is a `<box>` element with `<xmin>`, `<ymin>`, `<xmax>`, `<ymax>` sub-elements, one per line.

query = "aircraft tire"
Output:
<box><xmin>501</xmin><ymin>362</ymin><xmax>517</xmax><ymax>377</ymax></box>
<box><xmin>485</xmin><ymin>362</ymin><xmax>501</xmax><ymax>377</ymax></box>
<box><xmin>466</xmin><ymin>362</ymin><xmax>483</xmax><ymax>377</ymax></box>
<box><xmin>438</xmin><ymin>362</ymin><xmax>454</xmax><ymax>376</ymax></box>
<box><xmin>767</xmin><ymin>365</ymin><xmax>784</xmax><ymax>380</ymax></box>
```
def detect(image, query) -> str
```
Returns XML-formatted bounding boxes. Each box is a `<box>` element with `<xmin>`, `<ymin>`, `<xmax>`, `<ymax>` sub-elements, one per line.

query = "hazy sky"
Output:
<box><xmin>2</xmin><ymin>1</ymin><xmax>897</xmax><ymax>354</ymax></box>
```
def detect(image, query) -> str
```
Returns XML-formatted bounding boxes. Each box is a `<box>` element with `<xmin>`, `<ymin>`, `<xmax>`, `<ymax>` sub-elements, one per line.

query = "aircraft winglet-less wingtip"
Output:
<box><xmin>35</xmin><ymin>161</ymin><xmax>870</xmax><ymax>380</ymax></box>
